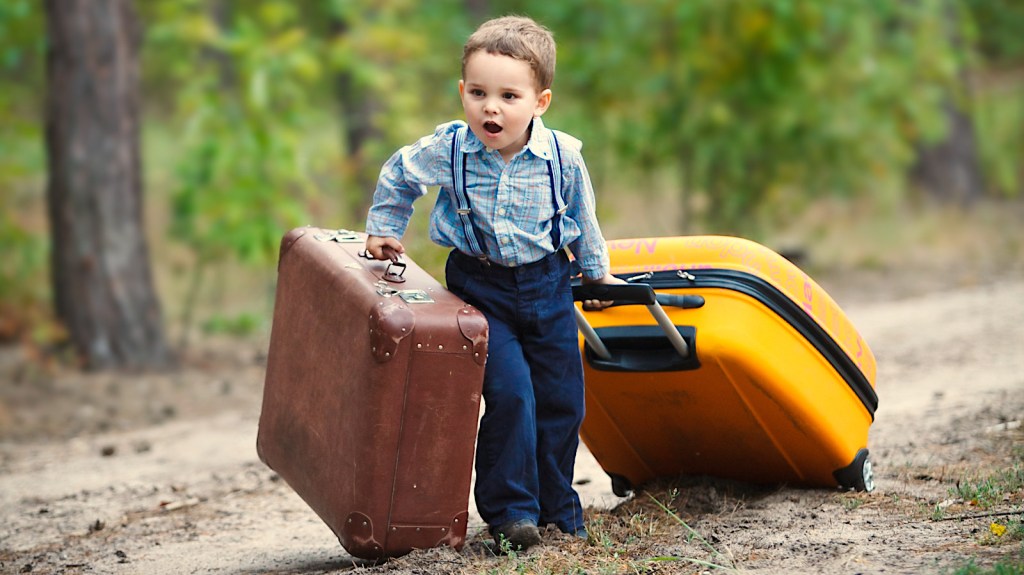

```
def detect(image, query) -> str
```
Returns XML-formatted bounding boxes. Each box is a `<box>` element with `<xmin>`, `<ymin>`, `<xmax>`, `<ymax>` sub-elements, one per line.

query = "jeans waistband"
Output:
<box><xmin>449</xmin><ymin>249</ymin><xmax>567</xmax><ymax>282</ymax></box>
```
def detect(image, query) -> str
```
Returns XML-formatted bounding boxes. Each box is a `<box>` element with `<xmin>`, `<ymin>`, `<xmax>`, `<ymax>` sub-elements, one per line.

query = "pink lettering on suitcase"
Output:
<box><xmin>608</xmin><ymin>238</ymin><xmax>659</xmax><ymax>255</ymax></box>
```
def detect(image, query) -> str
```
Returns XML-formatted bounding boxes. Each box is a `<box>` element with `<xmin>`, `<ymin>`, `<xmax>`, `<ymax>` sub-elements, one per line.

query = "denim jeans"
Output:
<box><xmin>445</xmin><ymin>249</ymin><xmax>585</xmax><ymax>534</ymax></box>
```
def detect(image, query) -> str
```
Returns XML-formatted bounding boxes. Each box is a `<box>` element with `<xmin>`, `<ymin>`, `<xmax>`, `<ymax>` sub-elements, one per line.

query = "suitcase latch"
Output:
<box><xmin>376</xmin><ymin>281</ymin><xmax>400</xmax><ymax>298</ymax></box>
<box><xmin>375</xmin><ymin>282</ymin><xmax>434</xmax><ymax>304</ymax></box>
<box><xmin>314</xmin><ymin>228</ymin><xmax>362</xmax><ymax>243</ymax></box>
<box><xmin>398</xmin><ymin>290</ymin><xmax>434</xmax><ymax>304</ymax></box>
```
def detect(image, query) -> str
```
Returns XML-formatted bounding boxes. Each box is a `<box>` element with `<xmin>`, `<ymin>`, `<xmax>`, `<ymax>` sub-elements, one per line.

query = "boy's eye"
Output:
<box><xmin>470</xmin><ymin>89</ymin><xmax>485</xmax><ymax>97</ymax></box>
<box><xmin>502</xmin><ymin>92</ymin><xmax>517</xmax><ymax>100</ymax></box>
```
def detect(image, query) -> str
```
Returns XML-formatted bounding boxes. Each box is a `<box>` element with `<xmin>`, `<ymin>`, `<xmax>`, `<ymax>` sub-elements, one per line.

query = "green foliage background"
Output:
<box><xmin>1</xmin><ymin>0</ymin><xmax>1022</xmax><ymax>339</ymax></box>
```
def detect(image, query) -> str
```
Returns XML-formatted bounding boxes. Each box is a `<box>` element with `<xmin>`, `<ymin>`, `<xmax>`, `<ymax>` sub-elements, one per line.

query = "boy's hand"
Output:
<box><xmin>581</xmin><ymin>274</ymin><xmax>626</xmax><ymax>311</ymax></box>
<box><xmin>365</xmin><ymin>235</ymin><xmax>405</xmax><ymax>262</ymax></box>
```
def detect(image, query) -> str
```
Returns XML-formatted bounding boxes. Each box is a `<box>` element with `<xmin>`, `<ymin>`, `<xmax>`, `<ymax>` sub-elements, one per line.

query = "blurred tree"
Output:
<box><xmin>0</xmin><ymin>0</ymin><xmax>48</xmax><ymax>342</ymax></box>
<box><xmin>966</xmin><ymin>0</ymin><xmax>1024</xmax><ymax>64</ymax></box>
<box><xmin>2</xmin><ymin>0</ymin><xmax>1019</xmax><ymax>361</ymax></box>
<box><xmin>144</xmin><ymin>0</ymin><xmax>324</xmax><ymax>345</ymax></box>
<box><xmin>44</xmin><ymin>0</ymin><xmax>171</xmax><ymax>369</ymax></box>
<box><xmin>963</xmin><ymin>0</ymin><xmax>1024</xmax><ymax>197</ymax></box>
<box><xmin>328</xmin><ymin>2</ymin><xmax>385</xmax><ymax>218</ymax></box>
<box><xmin>532</xmin><ymin>1</ymin><xmax>965</xmax><ymax>233</ymax></box>
<box><xmin>322</xmin><ymin>0</ymin><xmax>469</xmax><ymax>220</ymax></box>
<box><xmin>203</xmin><ymin>0</ymin><xmax>238</xmax><ymax>91</ymax></box>
<box><xmin>464</xmin><ymin>0</ymin><xmax>491</xmax><ymax>22</ymax></box>
<box><xmin>910</xmin><ymin>1</ymin><xmax>984</xmax><ymax>205</ymax></box>
<box><xmin>911</xmin><ymin>100</ymin><xmax>985</xmax><ymax>205</ymax></box>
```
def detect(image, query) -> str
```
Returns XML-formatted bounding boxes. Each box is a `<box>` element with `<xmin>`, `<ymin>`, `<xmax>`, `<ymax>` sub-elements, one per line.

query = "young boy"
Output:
<box><xmin>364</xmin><ymin>15</ymin><xmax>618</xmax><ymax>550</ymax></box>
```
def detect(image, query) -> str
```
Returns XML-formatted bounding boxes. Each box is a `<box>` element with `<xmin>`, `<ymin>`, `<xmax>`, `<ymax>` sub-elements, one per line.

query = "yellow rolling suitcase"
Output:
<box><xmin>573</xmin><ymin>236</ymin><xmax>878</xmax><ymax>494</ymax></box>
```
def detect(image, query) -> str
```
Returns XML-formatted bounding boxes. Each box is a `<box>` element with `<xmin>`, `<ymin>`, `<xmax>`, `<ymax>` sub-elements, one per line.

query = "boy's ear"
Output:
<box><xmin>458</xmin><ymin>79</ymin><xmax>465</xmax><ymax>98</ymax></box>
<box><xmin>534</xmin><ymin>88</ymin><xmax>552</xmax><ymax>117</ymax></box>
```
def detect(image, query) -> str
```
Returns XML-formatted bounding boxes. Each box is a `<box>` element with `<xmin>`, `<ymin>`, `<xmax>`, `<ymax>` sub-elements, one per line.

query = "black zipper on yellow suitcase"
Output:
<box><xmin>643</xmin><ymin>269</ymin><xmax>876</xmax><ymax>418</ymax></box>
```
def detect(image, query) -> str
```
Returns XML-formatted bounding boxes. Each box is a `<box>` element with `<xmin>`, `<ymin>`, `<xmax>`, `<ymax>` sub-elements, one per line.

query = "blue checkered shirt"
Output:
<box><xmin>365</xmin><ymin>118</ymin><xmax>610</xmax><ymax>279</ymax></box>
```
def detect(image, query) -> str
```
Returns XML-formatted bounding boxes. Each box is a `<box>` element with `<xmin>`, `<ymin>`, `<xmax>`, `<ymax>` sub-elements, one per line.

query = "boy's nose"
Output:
<box><xmin>483</xmin><ymin>98</ymin><xmax>500</xmax><ymax>114</ymax></box>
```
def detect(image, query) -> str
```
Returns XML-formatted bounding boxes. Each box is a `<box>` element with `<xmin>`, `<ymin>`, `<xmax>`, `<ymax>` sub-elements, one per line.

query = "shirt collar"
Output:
<box><xmin>525</xmin><ymin>117</ymin><xmax>554</xmax><ymax>160</ymax></box>
<box><xmin>459</xmin><ymin>117</ymin><xmax>554</xmax><ymax>160</ymax></box>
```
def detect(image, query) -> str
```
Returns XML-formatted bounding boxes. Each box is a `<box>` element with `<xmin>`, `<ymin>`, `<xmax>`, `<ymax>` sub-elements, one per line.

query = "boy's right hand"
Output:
<box><xmin>581</xmin><ymin>273</ymin><xmax>627</xmax><ymax>311</ymax></box>
<box><xmin>365</xmin><ymin>235</ymin><xmax>405</xmax><ymax>262</ymax></box>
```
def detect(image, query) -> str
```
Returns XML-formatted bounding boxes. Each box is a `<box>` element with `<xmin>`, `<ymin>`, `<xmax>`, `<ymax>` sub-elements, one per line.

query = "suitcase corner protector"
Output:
<box><xmin>339</xmin><ymin>511</ymin><xmax>385</xmax><ymax>559</ymax></box>
<box><xmin>456</xmin><ymin>305</ymin><xmax>488</xmax><ymax>365</ymax></box>
<box><xmin>369</xmin><ymin>303</ymin><xmax>416</xmax><ymax>362</ymax></box>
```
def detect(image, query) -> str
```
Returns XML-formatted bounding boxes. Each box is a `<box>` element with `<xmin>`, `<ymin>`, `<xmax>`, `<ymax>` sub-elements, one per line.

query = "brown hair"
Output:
<box><xmin>462</xmin><ymin>16</ymin><xmax>556</xmax><ymax>90</ymax></box>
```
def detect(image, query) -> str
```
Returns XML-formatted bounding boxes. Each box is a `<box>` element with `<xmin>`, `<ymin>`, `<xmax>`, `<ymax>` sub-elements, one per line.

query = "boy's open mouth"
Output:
<box><xmin>483</xmin><ymin>121</ymin><xmax>503</xmax><ymax>134</ymax></box>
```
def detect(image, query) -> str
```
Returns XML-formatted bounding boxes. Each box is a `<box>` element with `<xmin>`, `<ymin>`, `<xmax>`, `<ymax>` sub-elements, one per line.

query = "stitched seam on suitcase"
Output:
<box><xmin>385</xmin><ymin>352</ymin><xmax>416</xmax><ymax>550</ymax></box>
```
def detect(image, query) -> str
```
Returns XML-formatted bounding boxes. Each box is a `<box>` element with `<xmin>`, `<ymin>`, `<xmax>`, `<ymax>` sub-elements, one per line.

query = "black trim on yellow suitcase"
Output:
<box><xmin>575</xmin><ymin>268</ymin><xmax>878</xmax><ymax>420</ymax></box>
<box><xmin>654</xmin><ymin>268</ymin><xmax>875</xmax><ymax>417</ymax></box>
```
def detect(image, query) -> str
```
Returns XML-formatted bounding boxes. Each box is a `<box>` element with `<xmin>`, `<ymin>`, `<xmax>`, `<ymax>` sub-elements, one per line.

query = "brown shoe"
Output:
<box><xmin>491</xmin><ymin>519</ymin><xmax>542</xmax><ymax>551</ymax></box>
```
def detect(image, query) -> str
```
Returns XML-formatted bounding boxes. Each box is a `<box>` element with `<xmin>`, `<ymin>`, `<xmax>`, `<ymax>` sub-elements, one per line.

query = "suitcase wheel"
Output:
<box><xmin>609</xmin><ymin>473</ymin><xmax>634</xmax><ymax>498</ymax></box>
<box><xmin>834</xmin><ymin>448</ymin><xmax>875</xmax><ymax>492</ymax></box>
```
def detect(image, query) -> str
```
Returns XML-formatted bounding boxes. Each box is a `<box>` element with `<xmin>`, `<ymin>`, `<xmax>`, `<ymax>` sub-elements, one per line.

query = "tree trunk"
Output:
<box><xmin>911</xmin><ymin>99</ymin><xmax>985</xmax><ymax>205</ymax></box>
<box><xmin>45</xmin><ymin>0</ymin><xmax>172</xmax><ymax>370</ymax></box>
<box><xmin>464</xmin><ymin>0</ymin><xmax>490</xmax><ymax>22</ymax></box>
<box><xmin>330</xmin><ymin>14</ymin><xmax>384</xmax><ymax>221</ymax></box>
<box><xmin>911</xmin><ymin>2</ymin><xmax>985</xmax><ymax>205</ymax></box>
<box><xmin>203</xmin><ymin>0</ymin><xmax>237</xmax><ymax>92</ymax></box>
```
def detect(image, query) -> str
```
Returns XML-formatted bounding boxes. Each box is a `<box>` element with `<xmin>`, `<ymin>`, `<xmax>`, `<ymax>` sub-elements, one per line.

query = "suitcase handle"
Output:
<box><xmin>357</xmin><ymin>246</ymin><xmax>402</xmax><ymax>263</ymax></box>
<box><xmin>382</xmin><ymin>260</ymin><xmax>407</xmax><ymax>283</ymax></box>
<box><xmin>571</xmin><ymin>284</ymin><xmax>705</xmax><ymax>310</ymax></box>
<box><xmin>358</xmin><ymin>247</ymin><xmax>407</xmax><ymax>283</ymax></box>
<box><xmin>571</xmin><ymin>284</ymin><xmax>695</xmax><ymax>360</ymax></box>
<box><xmin>572</xmin><ymin>284</ymin><xmax>655</xmax><ymax>305</ymax></box>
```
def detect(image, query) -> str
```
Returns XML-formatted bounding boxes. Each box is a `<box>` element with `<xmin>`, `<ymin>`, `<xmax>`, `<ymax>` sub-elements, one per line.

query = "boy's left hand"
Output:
<box><xmin>581</xmin><ymin>274</ymin><xmax>626</xmax><ymax>311</ymax></box>
<box><xmin>365</xmin><ymin>235</ymin><xmax>405</xmax><ymax>262</ymax></box>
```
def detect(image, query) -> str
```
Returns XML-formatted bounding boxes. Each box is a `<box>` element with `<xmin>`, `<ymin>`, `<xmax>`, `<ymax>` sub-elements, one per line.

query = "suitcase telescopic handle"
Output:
<box><xmin>572</xmin><ymin>285</ymin><xmax>705</xmax><ymax>310</ymax></box>
<box><xmin>573</xmin><ymin>284</ymin><xmax>655</xmax><ymax>305</ymax></box>
<box><xmin>571</xmin><ymin>284</ymin><xmax>699</xmax><ymax>361</ymax></box>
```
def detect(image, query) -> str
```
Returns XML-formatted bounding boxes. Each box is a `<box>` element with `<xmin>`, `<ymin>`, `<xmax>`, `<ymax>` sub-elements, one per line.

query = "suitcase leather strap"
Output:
<box><xmin>449</xmin><ymin>125</ymin><xmax>566</xmax><ymax>261</ymax></box>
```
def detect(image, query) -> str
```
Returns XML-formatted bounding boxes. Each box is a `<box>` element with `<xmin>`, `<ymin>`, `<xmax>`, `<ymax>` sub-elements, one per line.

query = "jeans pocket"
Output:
<box><xmin>548</xmin><ymin>259</ymin><xmax>572</xmax><ymax>298</ymax></box>
<box><xmin>445</xmin><ymin>255</ymin><xmax>478</xmax><ymax>303</ymax></box>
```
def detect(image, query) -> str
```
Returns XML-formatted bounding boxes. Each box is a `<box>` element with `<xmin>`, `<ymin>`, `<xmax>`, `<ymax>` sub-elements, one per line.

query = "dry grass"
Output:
<box><xmin>369</xmin><ymin>421</ymin><xmax>1024</xmax><ymax>575</ymax></box>
<box><xmin>383</xmin><ymin>480</ymin><xmax>755</xmax><ymax>575</ymax></box>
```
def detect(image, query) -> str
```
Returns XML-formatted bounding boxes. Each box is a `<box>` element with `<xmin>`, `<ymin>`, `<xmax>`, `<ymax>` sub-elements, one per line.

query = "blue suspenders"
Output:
<box><xmin>447</xmin><ymin>125</ymin><xmax>566</xmax><ymax>262</ymax></box>
<box><xmin>449</xmin><ymin>127</ymin><xmax>489</xmax><ymax>258</ymax></box>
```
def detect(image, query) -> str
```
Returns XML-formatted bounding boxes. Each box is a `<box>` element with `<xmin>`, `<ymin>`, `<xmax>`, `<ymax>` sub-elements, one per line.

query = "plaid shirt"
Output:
<box><xmin>365</xmin><ymin>118</ymin><xmax>610</xmax><ymax>279</ymax></box>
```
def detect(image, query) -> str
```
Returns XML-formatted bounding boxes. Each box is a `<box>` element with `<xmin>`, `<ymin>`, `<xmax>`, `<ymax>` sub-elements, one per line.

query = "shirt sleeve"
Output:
<box><xmin>562</xmin><ymin>146</ymin><xmax>611</xmax><ymax>279</ymax></box>
<box><xmin>365</xmin><ymin>121</ymin><xmax>463</xmax><ymax>239</ymax></box>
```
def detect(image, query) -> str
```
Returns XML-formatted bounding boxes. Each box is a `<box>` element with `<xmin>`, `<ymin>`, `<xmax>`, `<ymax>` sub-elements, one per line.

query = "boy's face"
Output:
<box><xmin>459</xmin><ymin>51</ymin><xmax>551</xmax><ymax>161</ymax></box>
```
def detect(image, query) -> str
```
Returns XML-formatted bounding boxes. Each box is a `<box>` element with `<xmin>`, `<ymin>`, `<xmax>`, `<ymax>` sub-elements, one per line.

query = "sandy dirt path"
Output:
<box><xmin>1</xmin><ymin>277</ymin><xmax>1022</xmax><ymax>574</ymax></box>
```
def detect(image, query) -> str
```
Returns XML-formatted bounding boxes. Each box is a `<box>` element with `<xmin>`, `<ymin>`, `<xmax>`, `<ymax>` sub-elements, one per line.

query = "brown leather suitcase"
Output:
<box><xmin>256</xmin><ymin>227</ymin><xmax>487</xmax><ymax>559</ymax></box>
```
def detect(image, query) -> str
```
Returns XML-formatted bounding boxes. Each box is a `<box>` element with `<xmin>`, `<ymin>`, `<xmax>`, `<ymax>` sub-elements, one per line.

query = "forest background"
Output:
<box><xmin>0</xmin><ymin>0</ymin><xmax>1022</xmax><ymax>369</ymax></box>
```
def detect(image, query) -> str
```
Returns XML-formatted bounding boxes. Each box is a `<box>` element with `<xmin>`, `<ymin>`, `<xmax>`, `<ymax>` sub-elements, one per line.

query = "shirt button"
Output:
<box><xmin>501</xmin><ymin>237</ymin><xmax>509</xmax><ymax>245</ymax></box>
<box><xmin>498</xmin><ymin>208</ymin><xmax>506</xmax><ymax>216</ymax></box>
